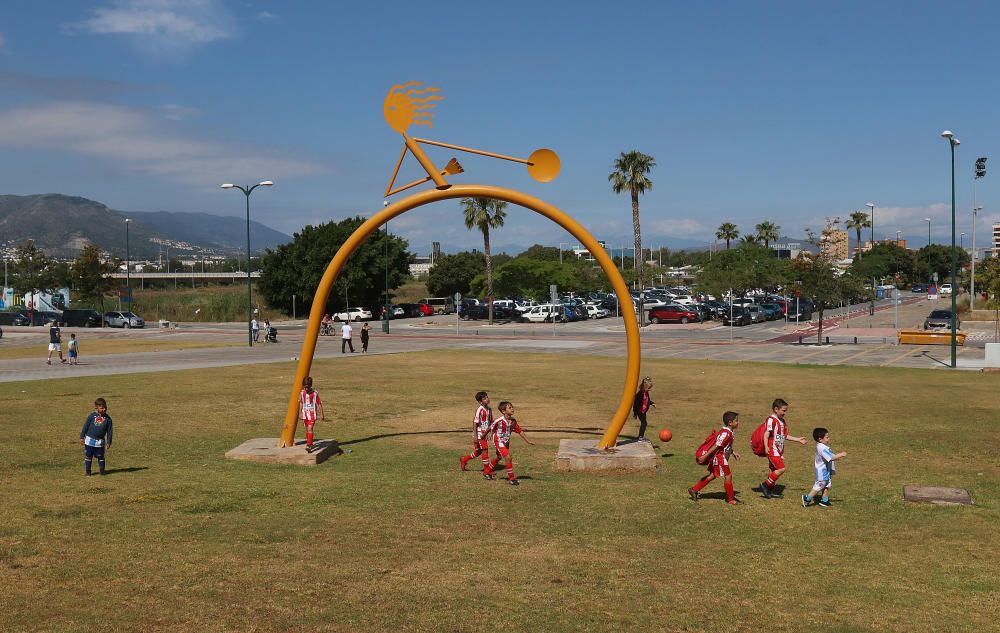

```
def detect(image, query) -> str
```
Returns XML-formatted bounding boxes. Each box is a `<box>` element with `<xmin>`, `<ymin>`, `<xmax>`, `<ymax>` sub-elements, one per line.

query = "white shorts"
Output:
<box><xmin>48</xmin><ymin>343</ymin><xmax>61</xmax><ymax>352</ymax></box>
<box><xmin>812</xmin><ymin>479</ymin><xmax>832</xmax><ymax>491</ymax></box>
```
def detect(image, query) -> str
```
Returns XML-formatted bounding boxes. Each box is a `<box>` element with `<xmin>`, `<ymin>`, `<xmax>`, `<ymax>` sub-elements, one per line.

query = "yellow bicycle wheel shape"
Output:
<box><xmin>279</xmin><ymin>184</ymin><xmax>640</xmax><ymax>450</ymax></box>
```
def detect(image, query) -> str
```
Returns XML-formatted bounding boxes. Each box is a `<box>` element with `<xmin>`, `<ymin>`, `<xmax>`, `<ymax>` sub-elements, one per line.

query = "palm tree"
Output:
<box><xmin>609</xmin><ymin>151</ymin><xmax>656</xmax><ymax>285</ymax></box>
<box><xmin>846</xmin><ymin>210</ymin><xmax>872</xmax><ymax>257</ymax></box>
<box><xmin>716</xmin><ymin>222</ymin><xmax>740</xmax><ymax>249</ymax></box>
<box><xmin>462</xmin><ymin>197</ymin><xmax>507</xmax><ymax>324</ymax></box>
<box><xmin>755</xmin><ymin>221</ymin><xmax>781</xmax><ymax>249</ymax></box>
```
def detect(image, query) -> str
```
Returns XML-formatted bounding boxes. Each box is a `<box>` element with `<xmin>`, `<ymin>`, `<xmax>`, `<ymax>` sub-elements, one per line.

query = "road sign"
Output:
<box><xmin>454</xmin><ymin>292</ymin><xmax>461</xmax><ymax>302</ymax></box>
<box><xmin>550</xmin><ymin>284</ymin><xmax>558</xmax><ymax>303</ymax></box>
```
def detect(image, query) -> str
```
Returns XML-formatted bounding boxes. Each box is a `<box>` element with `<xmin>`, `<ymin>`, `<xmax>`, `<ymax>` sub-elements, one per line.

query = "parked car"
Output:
<box><xmin>648</xmin><ymin>304</ymin><xmax>700</xmax><ymax>324</ymax></box>
<box><xmin>690</xmin><ymin>304</ymin><xmax>712</xmax><ymax>322</ymax></box>
<box><xmin>61</xmin><ymin>309</ymin><xmax>103</xmax><ymax>328</ymax></box>
<box><xmin>419</xmin><ymin>297</ymin><xmax>455</xmax><ymax>314</ymax></box>
<box><xmin>390</xmin><ymin>305</ymin><xmax>405</xmax><ymax>317</ymax></box>
<box><xmin>939</xmin><ymin>283</ymin><xmax>953</xmax><ymax>295</ymax></box>
<box><xmin>722</xmin><ymin>306</ymin><xmax>752</xmax><ymax>326</ymax></box>
<box><xmin>104</xmin><ymin>311</ymin><xmax>145</xmax><ymax>328</ymax></box>
<box><xmin>333</xmin><ymin>307</ymin><xmax>372</xmax><ymax>322</ymax></box>
<box><xmin>12</xmin><ymin>311</ymin><xmax>51</xmax><ymax>326</ymax></box>
<box><xmin>924</xmin><ymin>309</ymin><xmax>959</xmax><ymax>330</ymax></box>
<box><xmin>911</xmin><ymin>284</ymin><xmax>928</xmax><ymax>293</ymax></box>
<box><xmin>395</xmin><ymin>303</ymin><xmax>425</xmax><ymax>318</ymax></box>
<box><xmin>462</xmin><ymin>304</ymin><xmax>515</xmax><ymax>321</ymax></box>
<box><xmin>520</xmin><ymin>304</ymin><xmax>565</xmax><ymax>323</ymax></box>
<box><xmin>585</xmin><ymin>304</ymin><xmax>609</xmax><ymax>319</ymax></box>
<box><xmin>787</xmin><ymin>299</ymin><xmax>814</xmax><ymax>322</ymax></box>
<box><xmin>745</xmin><ymin>305</ymin><xmax>766</xmax><ymax>323</ymax></box>
<box><xmin>759</xmin><ymin>303</ymin><xmax>783</xmax><ymax>321</ymax></box>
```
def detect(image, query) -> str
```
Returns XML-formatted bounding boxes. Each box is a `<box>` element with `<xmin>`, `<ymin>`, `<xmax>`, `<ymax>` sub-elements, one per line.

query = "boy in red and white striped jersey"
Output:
<box><xmin>758</xmin><ymin>398</ymin><xmax>807</xmax><ymax>498</ymax></box>
<box><xmin>298</xmin><ymin>376</ymin><xmax>325</xmax><ymax>450</ymax></box>
<box><xmin>688</xmin><ymin>411</ymin><xmax>742</xmax><ymax>504</ymax></box>
<box><xmin>460</xmin><ymin>391</ymin><xmax>494</xmax><ymax>477</ymax></box>
<box><xmin>486</xmin><ymin>401</ymin><xmax>534</xmax><ymax>486</ymax></box>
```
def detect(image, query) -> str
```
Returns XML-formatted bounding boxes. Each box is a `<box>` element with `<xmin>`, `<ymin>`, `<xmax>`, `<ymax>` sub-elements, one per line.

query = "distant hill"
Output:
<box><xmin>0</xmin><ymin>194</ymin><xmax>290</xmax><ymax>258</ymax></box>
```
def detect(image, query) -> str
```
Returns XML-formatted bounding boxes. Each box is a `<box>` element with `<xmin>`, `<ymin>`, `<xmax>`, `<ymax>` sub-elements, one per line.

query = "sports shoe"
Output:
<box><xmin>483</xmin><ymin>472</ymin><xmax>494</xmax><ymax>481</ymax></box>
<box><xmin>759</xmin><ymin>482</ymin><xmax>772</xmax><ymax>498</ymax></box>
<box><xmin>801</xmin><ymin>495</ymin><xmax>810</xmax><ymax>507</ymax></box>
<box><xmin>47</xmin><ymin>360</ymin><xmax>51</xmax><ymax>365</ymax></box>
<box><xmin>459</xmin><ymin>457</ymin><xmax>467</xmax><ymax>471</ymax></box>
<box><xmin>769</xmin><ymin>489</ymin><xmax>784</xmax><ymax>499</ymax></box>
<box><xmin>726</xmin><ymin>499</ymin><xmax>743</xmax><ymax>505</ymax></box>
<box><xmin>508</xmin><ymin>478</ymin><xmax>520</xmax><ymax>486</ymax></box>
<box><xmin>688</xmin><ymin>487</ymin><xmax>700</xmax><ymax>502</ymax></box>
<box><xmin>818</xmin><ymin>499</ymin><xmax>831</xmax><ymax>508</ymax></box>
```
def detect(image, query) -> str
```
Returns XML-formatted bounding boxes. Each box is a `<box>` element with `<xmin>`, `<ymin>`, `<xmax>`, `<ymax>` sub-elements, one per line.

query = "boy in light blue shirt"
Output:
<box><xmin>802</xmin><ymin>427</ymin><xmax>847</xmax><ymax>508</ymax></box>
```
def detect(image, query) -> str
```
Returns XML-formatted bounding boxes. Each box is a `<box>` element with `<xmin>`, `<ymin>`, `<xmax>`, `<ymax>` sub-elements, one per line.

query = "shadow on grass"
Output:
<box><xmin>101</xmin><ymin>467</ymin><xmax>150</xmax><ymax>476</ymax></box>
<box><xmin>340</xmin><ymin>427</ymin><xmax>605</xmax><ymax>446</ymax></box>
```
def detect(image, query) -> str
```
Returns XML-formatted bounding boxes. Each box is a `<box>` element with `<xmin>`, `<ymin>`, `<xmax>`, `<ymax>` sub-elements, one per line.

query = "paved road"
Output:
<box><xmin>1</xmin><ymin>295</ymin><xmax>993</xmax><ymax>383</ymax></box>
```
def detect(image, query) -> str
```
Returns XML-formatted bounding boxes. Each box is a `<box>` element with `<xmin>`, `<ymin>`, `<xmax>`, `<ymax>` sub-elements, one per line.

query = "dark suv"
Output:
<box><xmin>61</xmin><ymin>309</ymin><xmax>103</xmax><ymax>327</ymax></box>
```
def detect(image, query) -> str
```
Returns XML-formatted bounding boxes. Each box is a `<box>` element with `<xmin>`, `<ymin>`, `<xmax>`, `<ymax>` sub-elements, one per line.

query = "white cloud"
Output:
<box><xmin>0</xmin><ymin>100</ymin><xmax>326</xmax><ymax>186</ymax></box>
<box><xmin>67</xmin><ymin>0</ymin><xmax>235</xmax><ymax>55</ymax></box>
<box><xmin>255</xmin><ymin>11</ymin><xmax>278</xmax><ymax>22</ymax></box>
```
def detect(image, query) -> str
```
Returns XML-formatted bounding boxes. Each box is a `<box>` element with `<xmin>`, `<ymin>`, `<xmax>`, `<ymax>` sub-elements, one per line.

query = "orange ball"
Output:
<box><xmin>658</xmin><ymin>428</ymin><xmax>672</xmax><ymax>443</ymax></box>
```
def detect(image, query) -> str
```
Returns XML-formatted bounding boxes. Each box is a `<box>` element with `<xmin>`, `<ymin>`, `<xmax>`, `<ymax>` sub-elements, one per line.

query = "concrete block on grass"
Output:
<box><xmin>225</xmin><ymin>437</ymin><xmax>341</xmax><ymax>465</ymax></box>
<box><xmin>554</xmin><ymin>438</ymin><xmax>658</xmax><ymax>472</ymax></box>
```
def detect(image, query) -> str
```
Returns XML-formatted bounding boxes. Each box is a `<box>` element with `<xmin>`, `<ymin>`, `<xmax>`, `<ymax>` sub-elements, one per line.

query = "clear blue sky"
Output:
<box><xmin>0</xmin><ymin>1</ymin><xmax>997</xmax><ymax>254</ymax></box>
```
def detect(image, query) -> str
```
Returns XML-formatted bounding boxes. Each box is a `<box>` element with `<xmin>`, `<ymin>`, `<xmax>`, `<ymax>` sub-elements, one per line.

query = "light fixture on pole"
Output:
<box><xmin>866</xmin><ymin>202</ymin><xmax>876</xmax><ymax>245</ymax></box>
<box><xmin>559</xmin><ymin>242</ymin><xmax>570</xmax><ymax>264</ymax></box>
<box><xmin>961</xmin><ymin>232</ymin><xmax>966</xmax><ymax>251</ymax></box>
<box><xmin>383</xmin><ymin>200</ymin><xmax>390</xmax><ymax>334</ymax></box>
<box><xmin>925</xmin><ymin>217</ymin><xmax>932</xmax><ymax>283</ymax></box>
<box><xmin>221</xmin><ymin>180</ymin><xmax>274</xmax><ymax>347</ymax></box>
<box><xmin>972</xmin><ymin>156</ymin><xmax>987</xmax><ymax>306</ymax></box>
<box><xmin>941</xmin><ymin>130</ymin><xmax>959</xmax><ymax>368</ymax></box>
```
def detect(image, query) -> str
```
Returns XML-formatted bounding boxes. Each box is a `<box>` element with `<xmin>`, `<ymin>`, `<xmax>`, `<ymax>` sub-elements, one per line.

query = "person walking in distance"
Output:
<box><xmin>360</xmin><ymin>322</ymin><xmax>371</xmax><ymax>354</ymax></box>
<box><xmin>251</xmin><ymin>317</ymin><xmax>260</xmax><ymax>343</ymax></box>
<box><xmin>341</xmin><ymin>320</ymin><xmax>355</xmax><ymax>353</ymax></box>
<box><xmin>47</xmin><ymin>319</ymin><xmax>66</xmax><ymax>365</ymax></box>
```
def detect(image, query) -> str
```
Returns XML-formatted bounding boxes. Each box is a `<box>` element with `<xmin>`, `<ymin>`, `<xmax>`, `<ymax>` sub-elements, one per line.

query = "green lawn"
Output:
<box><xmin>1</xmin><ymin>351</ymin><xmax>997</xmax><ymax>632</ymax></box>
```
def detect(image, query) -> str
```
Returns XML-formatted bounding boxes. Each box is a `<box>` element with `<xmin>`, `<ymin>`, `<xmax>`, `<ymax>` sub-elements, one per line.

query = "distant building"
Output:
<box><xmin>409</xmin><ymin>255</ymin><xmax>433</xmax><ymax>278</ymax></box>
<box><xmin>820</xmin><ymin>229</ymin><xmax>849</xmax><ymax>260</ymax></box>
<box><xmin>993</xmin><ymin>223</ymin><xmax>1000</xmax><ymax>254</ymax></box>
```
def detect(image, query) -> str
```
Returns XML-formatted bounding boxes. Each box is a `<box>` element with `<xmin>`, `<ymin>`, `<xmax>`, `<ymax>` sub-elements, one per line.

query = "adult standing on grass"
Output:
<box><xmin>360</xmin><ymin>322</ymin><xmax>371</xmax><ymax>353</ymax></box>
<box><xmin>341</xmin><ymin>320</ymin><xmax>355</xmax><ymax>353</ymax></box>
<box><xmin>47</xmin><ymin>319</ymin><xmax>66</xmax><ymax>365</ymax></box>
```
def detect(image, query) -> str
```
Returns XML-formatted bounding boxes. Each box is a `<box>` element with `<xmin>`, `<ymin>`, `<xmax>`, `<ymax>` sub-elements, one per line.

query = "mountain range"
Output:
<box><xmin>0</xmin><ymin>194</ymin><xmax>291</xmax><ymax>259</ymax></box>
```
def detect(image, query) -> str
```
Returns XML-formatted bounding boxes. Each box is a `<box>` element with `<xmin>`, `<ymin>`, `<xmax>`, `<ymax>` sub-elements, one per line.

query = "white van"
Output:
<box><xmin>420</xmin><ymin>297</ymin><xmax>455</xmax><ymax>314</ymax></box>
<box><xmin>520</xmin><ymin>304</ymin><xmax>564</xmax><ymax>323</ymax></box>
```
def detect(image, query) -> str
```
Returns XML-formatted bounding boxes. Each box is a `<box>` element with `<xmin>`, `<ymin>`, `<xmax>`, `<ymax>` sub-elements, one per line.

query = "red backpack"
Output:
<box><xmin>695</xmin><ymin>429</ymin><xmax>721</xmax><ymax>464</ymax></box>
<box><xmin>750</xmin><ymin>423</ymin><xmax>768</xmax><ymax>456</ymax></box>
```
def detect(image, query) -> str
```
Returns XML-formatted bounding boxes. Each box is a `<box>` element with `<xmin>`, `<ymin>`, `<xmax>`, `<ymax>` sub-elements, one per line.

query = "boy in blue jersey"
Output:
<box><xmin>79</xmin><ymin>398</ymin><xmax>113</xmax><ymax>476</ymax></box>
<box><xmin>802</xmin><ymin>427</ymin><xmax>846</xmax><ymax>508</ymax></box>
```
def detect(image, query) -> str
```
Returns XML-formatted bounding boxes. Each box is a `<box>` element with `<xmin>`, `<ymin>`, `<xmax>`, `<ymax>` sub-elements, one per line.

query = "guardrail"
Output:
<box><xmin>898</xmin><ymin>329</ymin><xmax>966</xmax><ymax>346</ymax></box>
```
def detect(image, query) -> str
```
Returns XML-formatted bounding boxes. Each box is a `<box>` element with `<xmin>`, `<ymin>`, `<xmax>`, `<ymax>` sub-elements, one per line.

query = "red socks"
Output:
<box><xmin>724</xmin><ymin>479</ymin><xmax>735</xmax><ymax>502</ymax></box>
<box><xmin>306</xmin><ymin>429</ymin><xmax>314</xmax><ymax>447</ymax></box>
<box><xmin>691</xmin><ymin>476</ymin><xmax>712</xmax><ymax>493</ymax></box>
<box><xmin>766</xmin><ymin>471</ymin><xmax>781</xmax><ymax>487</ymax></box>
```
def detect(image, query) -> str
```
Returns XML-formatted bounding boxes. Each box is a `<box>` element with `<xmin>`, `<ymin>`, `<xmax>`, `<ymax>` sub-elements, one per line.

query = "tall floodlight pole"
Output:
<box><xmin>941</xmin><ymin>131</ymin><xmax>959</xmax><ymax>368</ymax></box>
<box><xmin>972</xmin><ymin>157</ymin><xmax>987</xmax><ymax>306</ymax></box>
<box><xmin>866</xmin><ymin>202</ymin><xmax>876</xmax><ymax>245</ymax></box>
<box><xmin>221</xmin><ymin>181</ymin><xmax>274</xmax><ymax>347</ymax></box>
<box><xmin>383</xmin><ymin>200</ymin><xmax>390</xmax><ymax>334</ymax></box>
<box><xmin>124</xmin><ymin>218</ymin><xmax>131</xmax><ymax>290</ymax></box>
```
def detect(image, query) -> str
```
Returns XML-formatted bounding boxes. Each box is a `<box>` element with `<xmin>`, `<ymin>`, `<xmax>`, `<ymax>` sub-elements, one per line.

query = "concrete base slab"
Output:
<box><xmin>903</xmin><ymin>485</ymin><xmax>974</xmax><ymax>505</ymax></box>
<box><xmin>225</xmin><ymin>437</ymin><xmax>341</xmax><ymax>466</ymax></box>
<box><xmin>554</xmin><ymin>438</ymin><xmax>658</xmax><ymax>472</ymax></box>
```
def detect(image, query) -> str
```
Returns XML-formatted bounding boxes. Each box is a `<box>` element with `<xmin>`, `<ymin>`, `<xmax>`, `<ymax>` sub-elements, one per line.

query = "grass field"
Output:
<box><xmin>1</xmin><ymin>351</ymin><xmax>998</xmax><ymax>632</ymax></box>
<box><xmin>0</xmin><ymin>338</ymin><xmax>241</xmax><ymax>360</ymax></box>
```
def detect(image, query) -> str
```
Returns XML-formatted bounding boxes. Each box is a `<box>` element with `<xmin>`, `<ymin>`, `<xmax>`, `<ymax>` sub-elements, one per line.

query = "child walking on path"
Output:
<box><xmin>758</xmin><ymin>398</ymin><xmax>807</xmax><ymax>498</ymax></box>
<box><xmin>79</xmin><ymin>397</ymin><xmax>113</xmax><ymax>476</ymax></box>
<box><xmin>631</xmin><ymin>377</ymin><xmax>656</xmax><ymax>441</ymax></box>
<box><xmin>486</xmin><ymin>401</ymin><xmax>534</xmax><ymax>485</ymax></box>
<box><xmin>802</xmin><ymin>428</ymin><xmax>847</xmax><ymax>508</ymax></box>
<box><xmin>298</xmin><ymin>376</ymin><xmax>325</xmax><ymax>450</ymax></box>
<box><xmin>460</xmin><ymin>391</ymin><xmax>494</xmax><ymax>477</ymax></box>
<box><xmin>689</xmin><ymin>411</ymin><xmax>742</xmax><ymax>504</ymax></box>
<box><xmin>67</xmin><ymin>333</ymin><xmax>79</xmax><ymax>365</ymax></box>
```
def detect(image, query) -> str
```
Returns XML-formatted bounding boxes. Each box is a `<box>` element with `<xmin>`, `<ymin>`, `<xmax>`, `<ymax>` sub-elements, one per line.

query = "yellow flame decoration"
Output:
<box><xmin>384</xmin><ymin>82</ymin><xmax>444</xmax><ymax>134</ymax></box>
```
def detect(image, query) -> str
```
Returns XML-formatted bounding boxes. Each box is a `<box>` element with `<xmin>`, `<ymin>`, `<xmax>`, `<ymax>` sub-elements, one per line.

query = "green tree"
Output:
<box><xmin>845</xmin><ymin>210</ymin><xmax>871</xmax><ymax>257</ymax></box>
<box><xmin>517</xmin><ymin>244</ymin><xmax>562</xmax><ymax>261</ymax></box>
<box><xmin>426</xmin><ymin>251</ymin><xmax>486</xmax><ymax>298</ymax></box>
<box><xmin>696</xmin><ymin>242</ymin><xmax>787</xmax><ymax>298</ymax></box>
<box><xmin>462</xmin><ymin>197</ymin><xmax>508</xmax><ymax>324</ymax></box>
<box><xmin>609</xmin><ymin>150</ymin><xmax>656</xmax><ymax>286</ymax></box>
<box><xmin>792</xmin><ymin>231</ymin><xmax>862</xmax><ymax>344</ymax></box>
<box><xmin>848</xmin><ymin>243</ymin><xmax>917</xmax><ymax>286</ymax></box>
<box><xmin>913</xmin><ymin>244</ymin><xmax>970</xmax><ymax>285</ymax></box>
<box><xmin>755</xmin><ymin>221</ymin><xmax>781</xmax><ymax>249</ymax></box>
<box><xmin>11</xmin><ymin>240</ymin><xmax>57</xmax><ymax>293</ymax></box>
<box><xmin>71</xmin><ymin>244</ymin><xmax>119</xmax><ymax>314</ymax></box>
<box><xmin>716</xmin><ymin>222</ymin><xmax>740</xmax><ymax>249</ymax></box>
<box><xmin>258</xmin><ymin>217</ymin><xmax>410</xmax><ymax>316</ymax></box>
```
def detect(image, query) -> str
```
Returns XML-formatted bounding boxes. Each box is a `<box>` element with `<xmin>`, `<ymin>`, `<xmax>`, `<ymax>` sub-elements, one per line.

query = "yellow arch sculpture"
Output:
<box><xmin>279</xmin><ymin>184</ymin><xmax>640</xmax><ymax>450</ymax></box>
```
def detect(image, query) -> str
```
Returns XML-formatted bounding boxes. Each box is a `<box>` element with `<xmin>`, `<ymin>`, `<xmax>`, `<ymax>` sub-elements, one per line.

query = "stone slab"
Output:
<box><xmin>903</xmin><ymin>485</ymin><xmax>974</xmax><ymax>506</ymax></box>
<box><xmin>554</xmin><ymin>438</ymin><xmax>658</xmax><ymax>472</ymax></box>
<box><xmin>225</xmin><ymin>437</ymin><xmax>341</xmax><ymax>466</ymax></box>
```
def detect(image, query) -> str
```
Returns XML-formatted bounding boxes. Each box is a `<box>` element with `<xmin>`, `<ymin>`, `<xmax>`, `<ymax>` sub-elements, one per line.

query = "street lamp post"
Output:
<box><xmin>221</xmin><ymin>180</ymin><xmax>274</xmax><ymax>347</ymax></box>
<box><xmin>866</xmin><ymin>202</ymin><xmax>876</xmax><ymax>245</ymax></box>
<box><xmin>124</xmin><ymin>218</ymin><xmax>130</xmax><ymax>290</ymax></box>
<box><xmin>559</xmin><ymin>242</ymin><xmax>570</xmax><ymax>264</ymax></box>
<box><xmin>941</xmin><ymin>130</ymin><xmax>960</xmax><ymax>368</ymax></box>
<box><xmin>896</xmin><ymin>230</ymin><xmax>901</xmax><ymax>245</ymax></box>
<box><xmin>383</xmin><ymin>200</ymin><xmax>390</xmax><ymax>334</ymax></box>
<box><xmin>925</xmin><ymin>218</ymin><xmax>932</xmax><ymax>283</ymax></box>
<box><xmin>961</xmin><ymin>232</ymin><xmax>966</xmax><ymax>251</ymax></box>
<box><xmin>972</xmin><ymin>206</ymin><xmax>982</xmax><ymax>305</ymax></box>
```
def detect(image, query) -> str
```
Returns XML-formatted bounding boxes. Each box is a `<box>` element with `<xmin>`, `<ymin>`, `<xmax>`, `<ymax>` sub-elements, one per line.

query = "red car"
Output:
<box><xmin>417</xmin><ymin>302</ymin><xmax>434</xmax><ymax>316</ymax></box>
<box><xmin>648</xmin><ymin>304</ymin><xmax>700</xmax><ymax>324</ymax></box>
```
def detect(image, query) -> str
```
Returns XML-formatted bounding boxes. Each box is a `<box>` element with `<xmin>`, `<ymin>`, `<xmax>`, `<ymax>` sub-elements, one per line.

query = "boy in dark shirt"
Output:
<box><xmin>79</xmin><ymin>398</ymin><xmax>113</xmax><ymax>476</ymax></box>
